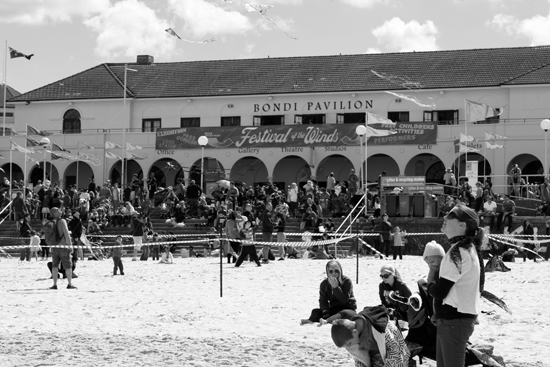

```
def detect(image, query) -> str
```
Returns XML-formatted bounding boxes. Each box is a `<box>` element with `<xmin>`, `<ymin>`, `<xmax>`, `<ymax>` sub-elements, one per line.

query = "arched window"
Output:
<box><xmin>63</xmin><ymin>109</ymin><xmax>81</xmax><ymax>134</ymax></box>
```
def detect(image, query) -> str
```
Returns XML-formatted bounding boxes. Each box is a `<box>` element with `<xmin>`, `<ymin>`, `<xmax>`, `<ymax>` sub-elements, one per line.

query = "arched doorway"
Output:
<box><xmin>507</xmin><ymin>154</ymin><xmax>543</xmax><ymax>185</ymax></box>
<box><xmin>365</xmin><ymin>154</ymin><xmax>399</xmax><ymax>183</ymax></box>
<box><xmin>404</xmin><ymin>153</ymin><xmax>444</xmax><ymax>183</ymax></box>
<box><xmin>273</xmin><ymin>156</ymin><xmax>311</xmax><ymax>190</ymax></box>
<box><xmin>316</xmin><ymin>155</ymin><xmax>354</xmax><ymax>187</ymax></box>
<box><xmin>453</xmin><ymin>153</ymin><xmax>491</xmax><ymax>183</ymax></box>
<box><xmin>29</xmin><ymin>162</ymin><xmax>60</xmax><ymax>186</ymax></box>
<box><xmin>110</xmin><ymin>160</ymin><xmax>143</xmax><ymax>187</ymax></box>
<box><xmin>189</xmin><ymin>158</ymin><xmax>225</xmax><ymax>195</ymax></box>
<box><xmin>230</xmin><ymin>157</ymin><xmax>269</xmax><ymax>186</ymax></box>
<box><xmin>148</xmin><ymin>158</ymin><xmax>183</xmax><ymax>188</ymax></box>
<box><xmin>64</xmin><ymin>161</ymin><xmax>94</xmax><ymax>189</ymax></box>
<box><xmin>0</xmin><ymin>163</ymin><xmax>24</xmax><ymax>185</ymax></box>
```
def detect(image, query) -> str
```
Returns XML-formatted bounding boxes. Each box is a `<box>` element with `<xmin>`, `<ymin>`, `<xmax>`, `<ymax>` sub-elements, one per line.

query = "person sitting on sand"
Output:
<box><xmin>300</xmin><ymin>260</ymin><xmax>357</xmax><ymax>326</ymax></box>
<box><xmin>378</xmin><ymin>264</ymin><xmax>412</xmax><ymax>323</ymax></box>
<box><xmin>330</xmin><ymin>305</ymin><xmax>410</xmax><ymax>367</ymax></box>
<box><xmin>160</xmin><ymin>244</ymin><xmax>174</xmax><ymax>264</ymax></box>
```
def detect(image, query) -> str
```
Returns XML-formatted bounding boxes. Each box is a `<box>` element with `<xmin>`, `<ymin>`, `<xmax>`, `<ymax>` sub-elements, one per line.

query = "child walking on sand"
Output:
<box><xmin>112</xmin><ymin>235</ymin><xmax>125</xmax><ymax>275</ymax></box>
<box><xmin>29</xmin><ymin>230</ymin><xmax>42</xmax><ymax>262</ymax></box>
<box><xmin>392</xmin><ymin>227</ymin><xmax>405</xmax><ymax>260</ymax></box>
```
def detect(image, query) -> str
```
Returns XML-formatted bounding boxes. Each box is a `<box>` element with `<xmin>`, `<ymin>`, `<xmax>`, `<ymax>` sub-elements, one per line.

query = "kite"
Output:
<box><xmin>165</xmin><ymin>162</ymin><xmax>179</xmax><ymax>171</ymax></box>
<box><xmin>245</xmin><ymin>3</ymin><xmax>298</xmax><ymax>40</ymax></box>
<box><xmin>385</xmin><ymin>91</ymin><xmax>436</xmax><ymax>109</ymax></box>
<box><xmin>165</xmin><ymin>28</ymin><xmax>218</xmax><ymax>44</ymax></box>
<box><xmin>371</xmin><ymin>70</ymin><xmax>423</xmax><ymax>90</ymax></box>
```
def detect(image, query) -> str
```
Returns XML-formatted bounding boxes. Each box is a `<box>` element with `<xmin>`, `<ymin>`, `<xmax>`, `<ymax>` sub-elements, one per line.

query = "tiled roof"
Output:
<box><xmin>10</xmin><ymin>45</ymin><xmax>550</xmax><ymax>103</ymax></box>
<box><xmin>0</xmin><ymin>84</ymin><xmax>21</xmax><ymax>104</ymax></box>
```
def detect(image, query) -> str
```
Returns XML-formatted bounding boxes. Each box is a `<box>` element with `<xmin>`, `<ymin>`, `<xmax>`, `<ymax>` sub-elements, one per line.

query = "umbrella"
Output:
<box><xmin>217</xmin><ymin>180</ymin><xmax>230</xmax><ymax>188</ymax></box>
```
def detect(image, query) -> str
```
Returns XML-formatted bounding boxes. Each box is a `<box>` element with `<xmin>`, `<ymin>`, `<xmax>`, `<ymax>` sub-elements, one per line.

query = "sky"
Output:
<box><xmin>2</xmin><ymin>0</ymin><xmax>550</xmax><ymax>94</ymax></box>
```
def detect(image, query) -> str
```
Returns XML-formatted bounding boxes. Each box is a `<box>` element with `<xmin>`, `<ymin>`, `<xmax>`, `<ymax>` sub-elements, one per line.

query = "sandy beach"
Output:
<box><xmin>0</xmin><ymin>254</ymin><xmax>548</xmax><ymax>367</ymax></box>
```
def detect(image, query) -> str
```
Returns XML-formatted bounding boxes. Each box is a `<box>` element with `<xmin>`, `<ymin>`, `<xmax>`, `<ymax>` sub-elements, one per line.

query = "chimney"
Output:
<box><xmin>136</xmin><ymin>55</ymin><xmax>154</xmax><ymax>65</ymax></box>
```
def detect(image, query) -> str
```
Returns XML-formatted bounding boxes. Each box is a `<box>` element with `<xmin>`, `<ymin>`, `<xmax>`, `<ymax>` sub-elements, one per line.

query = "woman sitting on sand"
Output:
<box><xmin>378</xmin><ymin>264</ymin><xmax>412</xmax><ymax>322</ymax></box>
<box><xmin>300</xmin><ymin>260</ymin><xmax>357</xmax><ymax>326</ymax></box>
<box><xmin>160</xmin><ymin>244</ymin><xmax>174</xmax><ymax>264</ymax></box>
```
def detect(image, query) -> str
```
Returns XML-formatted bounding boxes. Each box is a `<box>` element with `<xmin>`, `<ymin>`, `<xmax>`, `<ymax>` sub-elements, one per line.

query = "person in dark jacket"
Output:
<box><xmin>130</xmin><ymin>210</ymin><xmax>144</xmax><ymax>261</ymax></box>
<box><xmin>68</xmin><ymin>210</ymin><xmax>84</xmax><ymax>260</ymax></box>
<box><xmin>19</xmin><ymin>213</ymin><xmax>33</xmax><ymax>261</ymax></box>
<box><xmin>260</xmin><ymin>203</ymin><xmax>275</xmax><ymax>263</ymax></box>
<box><xmin>380</xmin><ymin>213</ymin><xmax>393</xmax><ymax>258</ymax></box>
<box><xmin>300</xmin><ymin>260</ymin><xmax>357</xmax><ymax>325</ymax></box>
<box><xmin>186</xmin><ymin>180</ymin><xmax>202</xmax><ymax>217</ymax></box>
<box><xmin>378</xmin><ymin>264</ymin><xmax>412</xmax><ymax>322</ymax></box>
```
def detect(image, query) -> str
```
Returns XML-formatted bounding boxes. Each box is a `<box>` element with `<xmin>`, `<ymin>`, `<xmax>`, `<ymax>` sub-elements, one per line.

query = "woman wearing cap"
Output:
<box><xmin>427</xmin><ymin>204</ymin><xmax>484</xmax><ymax>367</ymax></box>
<box><xmin>378</xmin><ymin>264</ymin><xmax>412</xmax><ymax>322</ymax></box>
<box><xmin>300</xmin><ymin>260</ymin><xmax>356</xmax><ymax>326</ymax></box>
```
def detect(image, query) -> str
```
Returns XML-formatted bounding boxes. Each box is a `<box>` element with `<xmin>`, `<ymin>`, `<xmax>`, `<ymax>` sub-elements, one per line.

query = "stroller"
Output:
<box><xmin>403</xmin><ymin>280</ymin><xmax>507</xmax><ymax>367</ymax></box>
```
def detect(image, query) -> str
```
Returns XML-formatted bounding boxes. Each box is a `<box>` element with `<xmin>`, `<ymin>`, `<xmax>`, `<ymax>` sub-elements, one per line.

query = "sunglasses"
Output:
<box><xmin>328</xmin><ymin>269</ymin><xmax>340</xmax><ymax>275</ymax></box>
<box><xmin>380</xmin><ymin>273</ymin><xmax>392</xmax><ymax>279</ymax></box>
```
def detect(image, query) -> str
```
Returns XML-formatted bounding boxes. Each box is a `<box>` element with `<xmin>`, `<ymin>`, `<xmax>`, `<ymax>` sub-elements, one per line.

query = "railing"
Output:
<box><xmin>0</xmin><ymin>200</ymin><xmax>13</xmax><ymax>227</ymax></box>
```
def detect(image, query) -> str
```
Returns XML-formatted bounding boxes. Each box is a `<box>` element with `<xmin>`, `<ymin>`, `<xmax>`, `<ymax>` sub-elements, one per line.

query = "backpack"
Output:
<box><xmin>44</xmin><ymin>219</ymin><xmax>63</xmax><ymax>245</ymax></box>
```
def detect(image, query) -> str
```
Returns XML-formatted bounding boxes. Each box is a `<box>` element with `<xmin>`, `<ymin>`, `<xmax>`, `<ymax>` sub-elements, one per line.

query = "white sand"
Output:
<box><xmin>0</xmin><ymin>255</ymin><xmax>548</xmax><ymax>367</ymax></box>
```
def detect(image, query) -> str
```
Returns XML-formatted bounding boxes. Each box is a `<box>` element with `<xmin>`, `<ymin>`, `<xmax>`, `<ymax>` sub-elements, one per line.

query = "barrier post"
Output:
<box><xmin>356</xmin><ymin>219</ymin><xmax>359</xmax><ymax>284</ymax></box>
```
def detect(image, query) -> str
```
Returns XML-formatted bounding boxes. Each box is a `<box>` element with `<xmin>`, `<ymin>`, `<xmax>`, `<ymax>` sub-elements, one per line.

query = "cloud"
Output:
<box><xmin>489</xmin><ymin>12</ymin><xmax>550</xmax><ymax>45</ymax></box>
<box><xmin>339</xmin><ymin>0</ymin><xmax>387</xmax><ymax>8</ymax></box>
<box><xmin>371</xmin><ymin>17</ymin><xmax>439</xmax><ymax>52</ymax></box>
<box><xmin>0</xmin><ymin>0</ymin><xmax>110</xmax><ymax>24</ymax></box>
<box><xmin>168</xmin><ymin>0</ymin><xmax>253</xmax><ymax>37</ymax></box>
<box><xmin>84</xmin><ymin>0</ymin><xmax>175</xmax><ymax>58</ymax></box>
<box><xmin>365</xmin><ymin>48</ymin><xmax>381</xmax><ymax>54</ymax></box>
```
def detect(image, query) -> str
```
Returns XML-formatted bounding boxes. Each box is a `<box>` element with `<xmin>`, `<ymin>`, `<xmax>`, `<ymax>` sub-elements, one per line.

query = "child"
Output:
<box><xmin>160</xmin><ymin>244</ymin><xmax>174</xmax><ymax>264</ymax></box>
<box><xmin>235</xmin><ymin>221</ymin><xmax>261</xmax><ymax>267</ymax></box>
<box><xmin>112</xmin><ymin>235</ymin><xmax>125</xmax><ymax>275</ymax></box>
<box><xmin>330</xmin><ymin>305</ymin><xmax>410</xmax><ymax>367</ymax></box>
<box><xmin>151</xmin><ymin>233</ymin><xmax>161</xmax><ymax>261</ymax></box>
<box><xmin>392</xmin><ymin>227</ymin><xmax>405</xmax><ymax>260</ymax></box>
<box><xmin>29</xmin><ymin>230</ymin><xmax>42</xmax><ymax>262</ymax></box>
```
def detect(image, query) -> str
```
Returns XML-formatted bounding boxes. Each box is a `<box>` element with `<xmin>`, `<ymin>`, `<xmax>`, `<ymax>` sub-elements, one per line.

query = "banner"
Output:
<box><xmin>381</xmin><ymin>176</ymin><xmax>427</xmax><ymax>194</ymax></box>
<box><xmin>156</xmin><ymin>122</ymin><xmax>436</xmax><ymax>149</ymax></box>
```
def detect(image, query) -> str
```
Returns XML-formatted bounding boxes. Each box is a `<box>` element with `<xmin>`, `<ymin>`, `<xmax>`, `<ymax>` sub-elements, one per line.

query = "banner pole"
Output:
<box><xmin>3</xmin><ymin>41</ymin><xmax>7</xmax><ymax>137</ymax></box>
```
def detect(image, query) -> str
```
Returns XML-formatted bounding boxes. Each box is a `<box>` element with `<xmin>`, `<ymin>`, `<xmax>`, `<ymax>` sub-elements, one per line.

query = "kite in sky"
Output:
<box><xmin>165</xmin><ymin>28</ymin><xmax>218</xmax><ymax>44</ymax></box>
<box><xmin>371</xmin><ymin>70</ymin><xmax>423</xmax><ymax>90</ymax></box>
<box><xmin>244</xmin><ymin>3</ymin><xmax>297</xmax><ymax>40</ymax></box>
<box><xmin>385</xmin><ymin>91</ymin><xmax>436</xmax><ymax>109</ymax></box>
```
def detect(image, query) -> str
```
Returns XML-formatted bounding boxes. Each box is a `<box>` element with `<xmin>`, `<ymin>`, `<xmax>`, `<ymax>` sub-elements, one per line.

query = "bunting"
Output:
<box><xmin>78</xmin><ymin>142</ymin><xmax>96</xmax><ymax>150</ymax></box>
<box><xmin>458</xmin><ymin>143</ymin><xmax>480</xmax><ymax>153</ymax></box>
<box><xmin>51</xmin><ymin>143</ymin><xmax>70</xmax><ymax>153</ymax></box>
<box><xmin>11</xmin><ymin>141</ymin><xmax>35</xmax><ymax>154</ymax></box>
<box><xmin>105</xmin><ymin>151</ymin><xmax>121</xmax><ymax>160</ymax></box>
<box><xmin>485</xmin><ymin>132</ymin><xmax>507</xmax><ymax>140</ymax></box>
<box><xmin>485</xmin><ymin>141</ymin><xmax>504</xmax><ymax>150</ymax></box>
<box><xmin>366</xmin><ymin>112</ymin><xmax>396</xmax><ymax>126</ymax></box>
<box><xmin>460</xmin><ymin>133</ymin><xmax>476</xmax><ymax>143</ymax></box>
<box><xmin>27</xmin><ymin>125</ymin><xmax>52</xmax><ymax>136</ymax></box>
<box><xmin>126</xmin><ymin>142</ymin><xmax>143</xmax><ymax>151</ymax></box>
<box><xmin>105</xmin><ymin>141</ymin><xmax>122</xmax><ymax>149</ymax></box>
<box><xmin>126</xmin><ymin>152</ymin><xmax>146</xmax><ymax>160</ymax></box>
<box><xmin>465</xmin><ymin>99</ymin><xmax>502</xmax><ymax>124</ymax></box>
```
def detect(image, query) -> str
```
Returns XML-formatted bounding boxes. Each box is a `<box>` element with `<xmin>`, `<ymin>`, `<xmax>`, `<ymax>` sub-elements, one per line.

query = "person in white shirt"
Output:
<box><xmin>481</xmin><ymin>196</ymin><xmax>498</xmax><ymax>231</ymax></box>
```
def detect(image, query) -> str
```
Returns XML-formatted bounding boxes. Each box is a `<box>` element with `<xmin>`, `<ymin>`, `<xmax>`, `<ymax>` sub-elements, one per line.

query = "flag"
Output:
<box><xmin>127</xmin><ymin>152</ymin><xmax>146</xmax><ymax>160</ymax></box>
<box><xmin>126</xmin><ymin>142</ymin><xmax>142</xmax><ymax>151</ymax></box>
<box><xmin>366</xmin><ymin>126</ymin><xmax>396</xmax><ymax>138</ymax></box>
<box><xmin>105</xmin><ymin>141</ymin><xmax>122</xmax><ymax>149</ymax></box>
<box><xmin>78</xmin><ymin>142</ymin><xmax>95</xmax><ymax>150</ymax></box>
<box><xmin>105</xmin><ymin>151</ymin><xmax>121</xmax><ymax>160</ymax></box>
<box><xmin>50</xmin><ymin>152</ymin><xmax>69</xmax><ymax>160</ymax></box>
<box><xmin>51</xmin><ymin>143</ymin><xmax>70</xmax><ymax>153</ymax></box>
<box><xmin>26</xmin><ymin>138</ymin><xmax>44</xmax><ymax>147</ymax></box>
<box><xmin>11</xmin><ymin>141</ymin><xmax>35</xmax><ymax>154</ymax></box>
<box><xmin>0</xmin><ymin>154</ymin><xmax>5</xmax><ymax>159</ymax></box>
<box><xmin>485</xmin><ymin>141</ymin><xmax>504</xmax><ymax>150</ymax></box>
<box><xmin>459</xmin><ymin>133</ymin><xmax>476</xmax><ymax>143</ymax></box>
<box><xmin>366</xmin><ymin>112</ymin><xmax>396</xmax><ymax>126</ymax></box>
<box><xmin>485</xmin><ymin>131</ymin><xmax>507</xmax><ymax>140</ymax></box>
<box><xmin>165</xmin><ymin>28</ymin><xmax>182</xmax><ymax>39</ymax></box>
<box><xmin>9</xmin><ymin>47</ymin><xmax>34</xmax><ymax>60</ymax></box>
<box><xmin>458</xmin><ymin>143</ymin><xmax>480</xmax><ymax>153</ymax></box>
<box><xmin>453</xmin><ymin>137</ymin><xmax>460</xmax><ymax>153</ymax></box>
<box><xmin>27</xmin><ymin>125</ymin><xmax>51</xmax><ymax>136</ymax></box>
<box><xmin>465</xmin><ymin>99</ymin><xmax>501</xmax><ymax>124</ymax></box>
<box><xmin>26</xmin><ymin>156</ymin><xmax>39</xmax><ymax>164</ymax></box>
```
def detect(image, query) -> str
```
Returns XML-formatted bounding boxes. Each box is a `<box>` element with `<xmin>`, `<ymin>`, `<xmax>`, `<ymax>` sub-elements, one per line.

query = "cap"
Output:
<box><xmin>423</xmin><ymin>241</ymin><xmax>445</xmax><ymax>259</ymax></box>
<box><xmin>50</xmin><ymin>207</ymin><xmax>62</xmax><ymax>215</ymax></box>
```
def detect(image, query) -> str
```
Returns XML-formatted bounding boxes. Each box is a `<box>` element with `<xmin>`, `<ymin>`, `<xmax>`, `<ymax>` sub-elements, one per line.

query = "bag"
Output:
<box><xmin>44</xmin><ymin>220</ymin><xmax>63</xmax><ymax>245</ymax></box>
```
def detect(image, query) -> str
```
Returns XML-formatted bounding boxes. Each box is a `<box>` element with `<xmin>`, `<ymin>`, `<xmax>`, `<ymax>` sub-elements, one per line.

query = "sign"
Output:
<box><xmin>381</xmin><ymin>176</ymin><xmax>427</xmax><ymax>194</ymax></box>
<box><xmin>370</xmin><ymin>121</ymin><xmax>437</xmax><ymax>145</ymax></box>
<box><xmin>156</xmin><ymin>124</ymin><xmax>371</xmax><ymax>150</ymax></box>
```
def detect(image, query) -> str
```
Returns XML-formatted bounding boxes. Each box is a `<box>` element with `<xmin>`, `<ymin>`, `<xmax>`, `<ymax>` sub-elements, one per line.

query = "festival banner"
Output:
<box><xmin>155</xmin><ymin>122</ymin><xmax>436</xmax><ymax>150</ymax></box>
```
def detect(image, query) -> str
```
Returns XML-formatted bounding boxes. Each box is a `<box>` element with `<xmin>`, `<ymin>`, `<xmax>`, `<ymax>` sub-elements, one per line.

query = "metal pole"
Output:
<box><xmin>356</xmin><ymin>219</ymin><xmax>359</xmax><ymax>284</ymax></box>
<box><xmin>3</xmin><ymin>41</ymin><xmax>7</xmax><ymax>137</ymax></box>
<box><xmin>219</xmin><ymin>224</ymin><xmax>223</xmax><ymax>298</ymax></box>
<box><xmin>43</xmin><ymin>146</ymin><xmax>46</xmax><ymax>185</ymax></box>
<box><xmin>201</xmin><ymin>147</ymin><xmax>205</xmax><ymax>193</ymax></box>
<box><xmin>122</xmin><ymin>64</ymin><xmax>127</xmax><ymax>190</ymax></box>
<box><xmin>545</xmin><ymin>131</ymin><xmax>548</xmax><ymax>178</ymax></box>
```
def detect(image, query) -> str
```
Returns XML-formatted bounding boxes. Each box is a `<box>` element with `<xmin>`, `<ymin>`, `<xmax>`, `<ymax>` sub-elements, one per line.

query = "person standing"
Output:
<box><xmin>235</xmin><ymin>221</ymin><xmax>261</xmax><ymax>267</ymax></box>
<box><xmin>147</xmin><ymin>172</ymin><xmax>157</xmax><ymax>203</ymax></box>
<box><xmin>186</xmin><ymin>180</ymin><xmax>202</xmax><ymax>218</ymax></box>
<box><xmin>347</xmin><ymin>169</ymin><xmax>359</xmax><ymax>199</ymax></box>
<box><xmin>275</xmin><ymin>206</ymin><xmax>287</xmax><ymax>261</ymax></box>
<box><xmin>380</xmin><ymin>213</ymin><xmax>392</xmax><ymax>258</ymax></box>
<box><xmin>496</xmin><ymin>195</ymin><xmax>515</xmax><ymax>231</ymax></box>
<box><xmin>326</xmin><ymin>173</ymin><xmax>336</xmax><ymax>195</ymax></box>
<box><xmin>427</xmin><ymin>204</ymin><xmax>483</xmax><ymax>367</ymax></box>
<box><xmin>227</xmin><ymin>181</ymin><xmax>239</xmax><ymax>211</ymax></box>
<box><xmin>443</xmin><ymin>168</ymin><xmax>456</xmax><ymax>196</ymax></box>
<box><xmin>12</xmin><ymin>192</ymin><xmax>27</xmax><ymax>232</ymax></box>
<box><xmin>509</xmin><ymin>163</ymin><xmax>521</xmax><ymax>197</ymax></box>
<box><xmin>287</xmin><ymin>182</ymin><xmax>299</xmax><ymax>218</ymax></box>
<box><xmin>392</xmin><ymin>227</ymin><xmax>405</xmax><ymax>260</ymax></box>
<box><xmin>49</xmin><ymin>207</ymin><xmax>77</xmax><ymax>289</ymax></box>
<box><xmin>112</xmin><ymin>235</ymin><xmax>125</xmax><ymax>275</ymax></box>
<box><xmin>130</xmin><ymin>211</ymin><xmax>144</xmax><ymax>261</ymax></box>
<box><xmin>261</xmin><ymin>203</ymin><xmax>275</xmax><ymax>263</ymax></box>
<box><xmin>68</xmin><ymin>210</ymin><xmax>84</xmax><ymax>261</ymax></box>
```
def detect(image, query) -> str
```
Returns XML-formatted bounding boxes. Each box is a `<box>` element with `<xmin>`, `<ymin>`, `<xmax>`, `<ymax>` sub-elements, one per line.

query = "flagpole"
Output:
<box><xmin>9</xmin><ymin>138</ymin><xmax>12</xmax><ymax>206</ymax></box>
<box><xmin>122</xmin><ymin>64</ymin><xmax>128</xmax><ymax>189</ymax></box>
<box><xmin>77</xmin><ymin>142</ymin><xmax>80</xmax><ymax>189</ymax></box>
<box><xmin>464</xmin><ymin>100</ymin><xmax>468</xmax><ymax>183</ymax></box>
<box><xmin>3</xmin><ymin>41</ymin><xmax>7</xmax><ymax>137</ymax></box>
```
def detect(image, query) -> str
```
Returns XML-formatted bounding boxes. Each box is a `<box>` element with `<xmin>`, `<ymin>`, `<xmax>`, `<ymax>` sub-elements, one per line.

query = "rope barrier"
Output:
<box><xmin>486</xmin><ymin>235</ymin><xmax>546</xmax><ymax>261</ymax></box>
<box><xmin>357</xmin><ymin>238</ymin><xmax>387</xmax><ymax>260</ymax></box>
